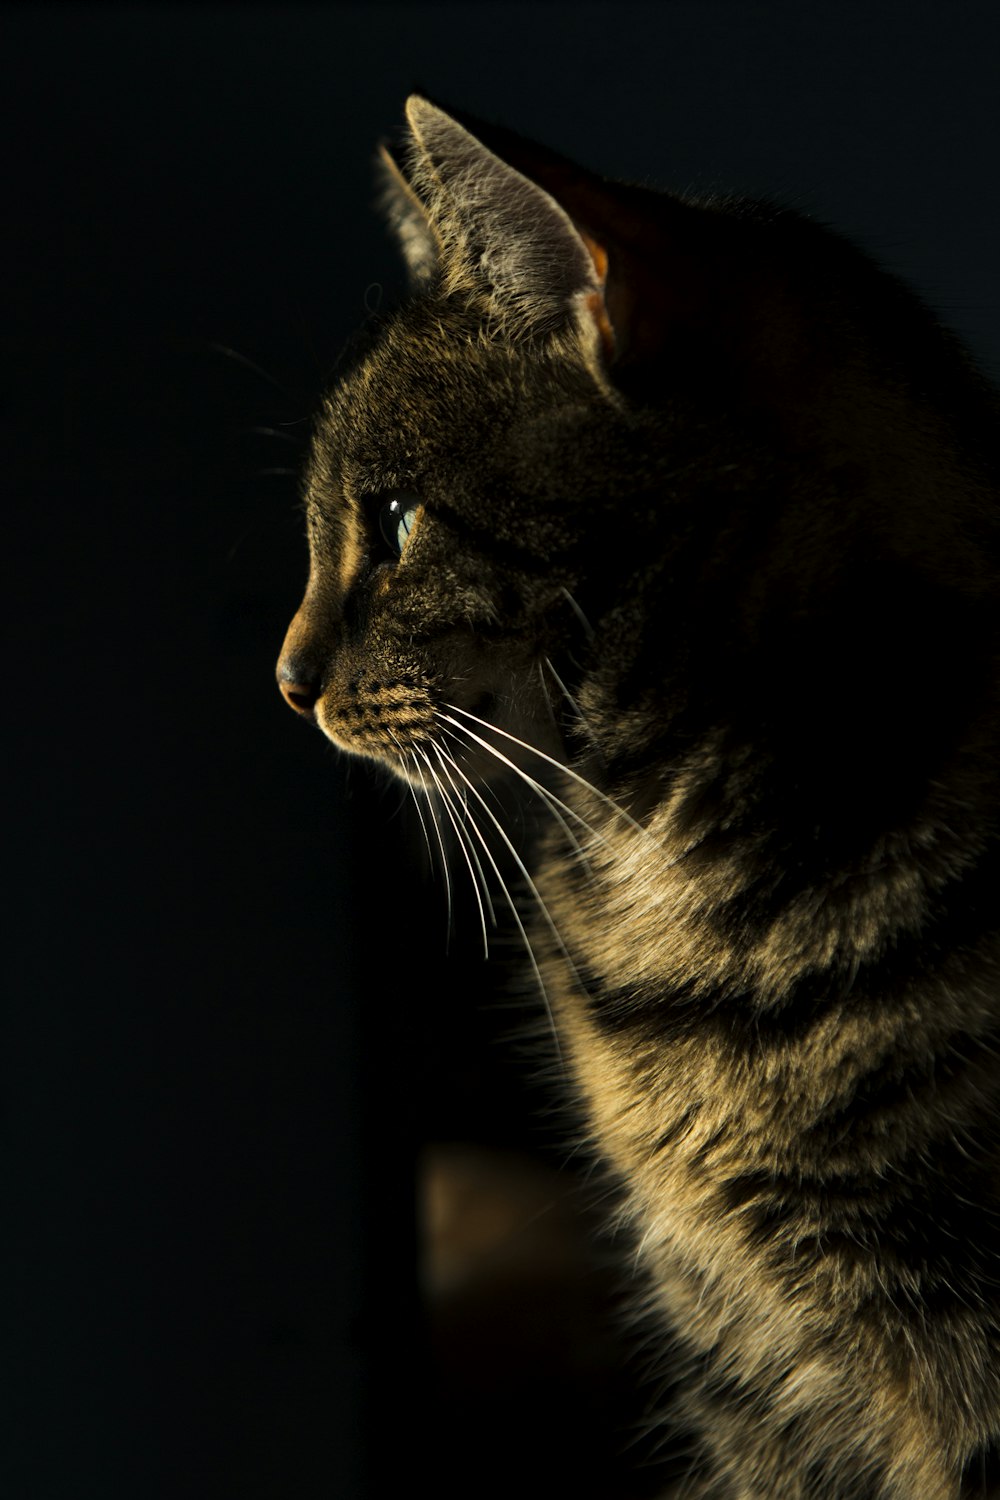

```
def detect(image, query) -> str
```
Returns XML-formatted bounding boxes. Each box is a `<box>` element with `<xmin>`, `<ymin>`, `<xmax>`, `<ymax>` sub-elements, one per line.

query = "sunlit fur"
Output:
<box><xmin>278</xmin><ymin>99</ymin><xmax>1000</xmax><ymax>1498</ymax></box>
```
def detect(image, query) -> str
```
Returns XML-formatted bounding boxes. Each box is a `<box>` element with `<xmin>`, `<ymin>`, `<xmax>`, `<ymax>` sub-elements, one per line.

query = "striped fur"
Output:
<box><xmin>277</xmin><ymin>99</ymin><xmax>1000</xmax><ymax>1496</ymax></box>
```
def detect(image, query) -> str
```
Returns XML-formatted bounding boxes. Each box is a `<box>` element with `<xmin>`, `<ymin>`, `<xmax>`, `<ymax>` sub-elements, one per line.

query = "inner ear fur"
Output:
<box><xmin>376</xmin><ymin>143</ymin><xmax>440</xmax><ymax>287</ymax></box>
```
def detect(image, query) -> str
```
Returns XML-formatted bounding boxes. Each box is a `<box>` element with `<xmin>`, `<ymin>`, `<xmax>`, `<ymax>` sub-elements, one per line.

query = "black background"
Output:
<box><xmin>4</xmin><ymin>3</ymin><xmax>1000</xmax><ymax>1496</ymax></box>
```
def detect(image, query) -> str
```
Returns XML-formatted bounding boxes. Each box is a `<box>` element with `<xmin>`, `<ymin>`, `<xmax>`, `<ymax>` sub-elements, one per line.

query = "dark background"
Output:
<box><xmin>4</xmin><ymin>3</ymin><xmax>999</xmax><ymax>1496</ymax></box>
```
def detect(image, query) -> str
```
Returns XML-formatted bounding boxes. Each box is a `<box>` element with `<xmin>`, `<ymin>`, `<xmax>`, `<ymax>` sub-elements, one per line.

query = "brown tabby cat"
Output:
<box><xmin>277</xmin><ymin>97</ymin><xmax>1000</xmax><ymax>1498</ymax></box>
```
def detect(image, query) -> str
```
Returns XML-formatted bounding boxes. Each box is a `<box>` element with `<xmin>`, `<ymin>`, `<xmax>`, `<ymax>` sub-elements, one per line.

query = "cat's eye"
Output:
<box><xmin>378</xmin><ymin>494</ymin><xmax>420</xmax><ymax>558</ymax></box>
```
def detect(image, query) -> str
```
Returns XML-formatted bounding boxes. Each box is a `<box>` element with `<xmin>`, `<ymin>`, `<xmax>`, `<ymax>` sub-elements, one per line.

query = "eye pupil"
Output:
<box><xmin>378</xmin><ymin>493</ymin><xmax>419</xmax><ymax>557</ymax></box>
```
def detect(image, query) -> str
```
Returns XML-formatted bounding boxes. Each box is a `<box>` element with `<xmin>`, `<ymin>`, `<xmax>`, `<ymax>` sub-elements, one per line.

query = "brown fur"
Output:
<box><xmin>278</xmin><ymin>98</ymin><xmax>1000</xmax><ymax>1497</ymax></box>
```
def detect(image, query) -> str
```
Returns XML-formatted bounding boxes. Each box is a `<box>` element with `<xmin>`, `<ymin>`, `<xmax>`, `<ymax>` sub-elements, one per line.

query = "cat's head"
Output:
<box><xmin>277</xmin><ymin>98</ymin><xmax>995</xmax><ymax>795</ymax></box>
<box><xmin>277</xmin><ymin>97</ymin><xmax>641</xmax><ymax>784</ymax></box>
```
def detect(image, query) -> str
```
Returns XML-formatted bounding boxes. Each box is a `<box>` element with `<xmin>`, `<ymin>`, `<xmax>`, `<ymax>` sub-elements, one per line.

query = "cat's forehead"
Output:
<box><xmin>315</xmin><ymin>303</ymin><xmax>570</xmax><ymax>489</ymax></box>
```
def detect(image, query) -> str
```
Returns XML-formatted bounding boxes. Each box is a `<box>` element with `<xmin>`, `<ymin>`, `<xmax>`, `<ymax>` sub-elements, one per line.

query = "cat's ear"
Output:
<box><xmin>375</xmin><ymin>144</ymin><xmax>441</xmax><ymax>287</ymax></box>
<box><xmin>402</xmin><ymin>96</ymin><xmax>615</xmax><ymax>358</ymax></box>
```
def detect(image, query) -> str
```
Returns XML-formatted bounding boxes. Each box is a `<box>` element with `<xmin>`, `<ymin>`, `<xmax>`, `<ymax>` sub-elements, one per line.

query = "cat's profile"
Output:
<box><xmin>277</xmin><ymin>97</ymin><xmax>1000</xmax><ymax>1498</ymax></box>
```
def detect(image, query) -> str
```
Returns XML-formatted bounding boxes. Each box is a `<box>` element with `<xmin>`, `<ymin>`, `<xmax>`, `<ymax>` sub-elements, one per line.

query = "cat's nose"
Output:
<box><xmin>277</xmin><ymin>608</ymin><xmax>324</xmax><ymax>722</ymax></box>
<box><xmin>277</xmin><ymin>666</ymin><xmax>320</xmax><ymax>720</ymax></box>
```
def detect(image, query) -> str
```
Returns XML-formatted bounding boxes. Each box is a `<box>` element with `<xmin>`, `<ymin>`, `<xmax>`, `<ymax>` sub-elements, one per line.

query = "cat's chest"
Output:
<box><xmin>536</xmin><ymin>902</ymin><xmax>823</xmax><ymax>1351</ymax></box>
<box><xmin>531</xmin><ymin>801</ymin><xmax>877</xmax><ymax>1183</ymax></box>
<box><xmin>536</xmin><ymin>775</ymin><xmax>749</xmax><ymax>1014</ymax></box>
<box><xmin>534</xmin><ymin>815</ymin><xmax>747</xmax><ymax>1181</ymax></box>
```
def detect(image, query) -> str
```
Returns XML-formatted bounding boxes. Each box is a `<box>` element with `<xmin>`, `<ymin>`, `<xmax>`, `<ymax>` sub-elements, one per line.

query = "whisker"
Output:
<box><xmin>407</xmin><ymin>750</ymin><xmax>454</xmax><ymax>950</ymax></box>
<box><xmin>403</xmin><ymin>747</ymin><xmax>439</xmax><ymax>871</ymax></box>
<box><xmin>559</xmin><ymin>584</ymin><xmax>595</xmax><ymax>642</ymax></box>
<box><xmin>430</xmin><ymin>747</ymin><xmax>498</xmax><ymax>931</ymax></box>
<box><xmin>389</xmin><ymin>734</ymin><xmax>435</xmax><ymax>873</ymax></box>
<box><xmin>205</xmin><ymin>341</ymin><xmax>293</xmax><ymax>394</ymax></box>
<box><xmin>431</xmin><ymin>744</ymin><xmax>564</xmax><ymax>1061</ymax></box>
<box><xmin>541</xmin><ymin>655</ymin><xmax>605</xmax><ymax>762</ymax></box>
<box><xmin>440</xmin><ymin>705</ymin><xmax>657</xmax><ymax>846</ymax></box>
<box><xmin>438</xmin><ymin>719</ymin><xmax>602</xmax><ymax>846</ymax></box>
<box><xmin>433</xmin><ymin>739</ymin><xmax>608</xmax><ymax>1061</ymax></box>
<box><xmin>244</xmin><ymin>425</ymin><xmax>302</xmax><ymax>444</ymax></box>
<box><xmin>416</xmin><ymin>745</ymin><xmax>491</xmax><ymax>960</ymax></box>
<box><xmin>439</xmin><ymin>721</ymin><xmax>598</xmax><ymax>874</ymax></box>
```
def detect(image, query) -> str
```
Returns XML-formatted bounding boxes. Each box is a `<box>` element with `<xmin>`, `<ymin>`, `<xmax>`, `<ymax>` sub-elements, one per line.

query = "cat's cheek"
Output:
<box><xmin>371</xmin><ymin>563</ymin><xmax>394</xmax><ymax>598</ymax></box>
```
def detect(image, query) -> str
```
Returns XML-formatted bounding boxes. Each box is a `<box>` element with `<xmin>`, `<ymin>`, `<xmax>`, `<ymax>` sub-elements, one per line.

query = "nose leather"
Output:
<box><xmin>277</xmin><ymin>673</ymin><xmax>320</xmax><ymax>719</ymax></box>
<box><xmin>277</xmin><ymin>605</ymin><xmax>326</xmax><ymax>722</ymax></box>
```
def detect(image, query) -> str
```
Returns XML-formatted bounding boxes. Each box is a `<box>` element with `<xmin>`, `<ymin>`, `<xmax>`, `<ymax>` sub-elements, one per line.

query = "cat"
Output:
<box><xmin>276</xmin><ymin>97</ymin><xmax>1000</xmax><ymax>1499</ymax></box>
